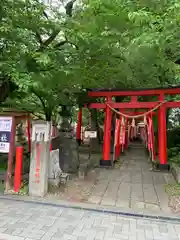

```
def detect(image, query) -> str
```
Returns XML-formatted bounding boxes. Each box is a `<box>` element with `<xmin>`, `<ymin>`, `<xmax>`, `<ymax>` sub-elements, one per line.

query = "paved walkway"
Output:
<box><xmin>87</xmin><ymin>142</ymin><xmax>175</xmax><ymax>214</ymax></box>
<box><xmin>0</xmin><ymin>199</ymin><xmax>180</xmax><ymax>240</ymax></box>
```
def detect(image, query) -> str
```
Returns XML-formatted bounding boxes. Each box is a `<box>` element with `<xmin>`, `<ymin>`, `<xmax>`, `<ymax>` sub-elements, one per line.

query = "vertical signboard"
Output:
<box><xmin>29</xmin><ymin>121</ymin><xmax>51</xmax><ymax>197</ymax></box>
<box><xmin>0</xmin><ymin>117</ymin><xmax>12</xmax><ymax>153</ymax></box>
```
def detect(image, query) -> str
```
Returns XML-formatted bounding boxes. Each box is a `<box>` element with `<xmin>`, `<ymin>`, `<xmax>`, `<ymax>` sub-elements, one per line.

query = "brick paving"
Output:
<box><xmin>0</xmin><ymin>199</ymin><xmax>179</xmax><ymax>240</ymax></box>
<box><xmin>87</xmin><ymin>142</ymin><xmax>175</xmax><ymax>214</ymax></box>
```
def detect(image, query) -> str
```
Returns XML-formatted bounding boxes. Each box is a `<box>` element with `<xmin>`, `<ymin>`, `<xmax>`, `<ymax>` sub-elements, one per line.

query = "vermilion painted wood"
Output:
<box><xmin>27</xmin><ymin>118</ymin><xmax>31</xmax><ymax>153</ymax></box>
<box><xmin>166</xmin><ymin>102</ymin><xmax>180</xmax><ymax>108</ymax></box>
<box><xmin>114</xmin><ymin>117</ymin><xmax>121</xmax><ymax>160</ymax></box>
<box><xmin>86</xmin><ymin>101</ymin><xmax>180</xmax><ymax>109</ymax></box>
<box><xmin>149</xmin><ymin>115</ymin><xmax>156</xmax><ymax>161</ymax></box>
<box><xmin>83</xmin><ymin>88</ymin><xmax>180</xmax><ymax>165</ymax></box>
<box><xmin>76</xmin><ymin>108</ymin><xmax>82</xmax><ymax>142</ymax></box>
<box><xmin>131</xmin><ymin>96</ymin><xmax>138</xmax><ymax>102</ymax></box>
<box><xmin>7</xmin><ymin>116</ymin><xmax>16</xmax><ymax>190</ymax></box>
<box><xmin>158</xmin><ymin>94</ymin><xmax>167</xmax><ymax>164</ymax></box>
<box><xmin>88</xmin><ymin>87</ymin><xmax>180</xmax><ymax>97</ymax></box>
<box><xmin>103</xmin><ymin>97</ymin><xmax>112</xmax><ymax>162</ymax></box>
<box><xmin>88</xmin><ymin>102</ymin><xmax>156</xmax><ymax>109</ymax></box>
<box><xmin>14</xmin><ymin>146</ymin><xmax>23</xmax><ymax>192</ymax></box>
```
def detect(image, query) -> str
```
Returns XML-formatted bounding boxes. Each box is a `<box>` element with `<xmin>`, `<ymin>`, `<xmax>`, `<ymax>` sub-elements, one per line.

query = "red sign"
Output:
<box><xmin>120</xmin><ymin>117</ymin><xmax>126</xmax><ymax>145</ymax></box>
<box><xmin>147</xmin><ymin>118</ymin><xmax>152</xmax><ymax>151</ymax></box>
<box><xmin>114</xmin><ymin>119</ymin><xmax>120</xmax><ymax>146</ymax></box>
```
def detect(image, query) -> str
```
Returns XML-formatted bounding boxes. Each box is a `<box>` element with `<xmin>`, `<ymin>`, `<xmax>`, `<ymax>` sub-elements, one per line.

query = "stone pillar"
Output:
<box><xmin>48</xmin><ymin>149</ymin><xmax>62</xmax><ymax>186</ymax></box>
<box><xmin>29</xmin><ymin>121</ymin><xmax>51</xmax><ymax>197</ymax></box>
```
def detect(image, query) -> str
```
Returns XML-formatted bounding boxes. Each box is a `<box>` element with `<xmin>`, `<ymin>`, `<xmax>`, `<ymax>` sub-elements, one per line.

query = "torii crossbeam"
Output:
<box><xmin>76</xmin><ymin>86</ymin><xmax>180</xmax><ymax>170</ymax></box>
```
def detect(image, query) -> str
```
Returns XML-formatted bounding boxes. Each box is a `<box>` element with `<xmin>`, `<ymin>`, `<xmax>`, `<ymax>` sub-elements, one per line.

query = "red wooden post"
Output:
<box><xmin>101</xmin><ymin>97</ymin><xmax>112</xmax><ymax>166</ymax></box>
<box><xmin>50</xmin><ymin>143</ymin><xmax>52</xmax><ymax>152</ymax></box>
<box><xmin>76</xmin><ymin>108</ymin><xmax>82</xmax><ymax>145</ymax></box>
<box><xmin>158</xmin><ymin>94</ymin><xmax>167</xmax><ymax>164</ymax></box>
<box><xmin>117</xmin><ymin>115</ymin><xmax>123</xmax><ymax>158</ymax></box>
<box><xmin>27</xmin><ymin>117</ymin><xmax>31</xmax><ymax>153</ymax></box>
<box><xmin>149</xmin><ymin>114</ymin><xmax>156</xmax><ymax>161</ymax></box>
<box><xmin>5</xmin><ymin>117</ymin><xmax>16</xmax><ymax>191</ymax></box>
<box><xmin>14</xmin><ymin>146</ymin><xmax>23</xmax><ymax>192</ymax></box>
<box><xmin>131</xmin><ymin>96</ymin><xmax>137</xmax><ymax>102</ymax></box>
<box><xmin>124</xmin><ymin>125</ymin><xmax>129</xmax><ymax>149</ymax></box>
<box><xmin>123</xmin><ymin>118</ymin><xmax>128</xmax><ymax>149</ymax></box>
<box><xmin>88</xmin><ymin>87</ymin><xmax>180</xmax><ymax>97</ymax></box>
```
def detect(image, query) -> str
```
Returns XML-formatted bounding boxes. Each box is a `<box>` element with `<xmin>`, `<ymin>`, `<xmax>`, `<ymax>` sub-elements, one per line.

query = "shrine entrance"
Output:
<box><xmin>76</xmin><ymin>86</ymin><xmax>180</xmax><ymax>170</ymax></box>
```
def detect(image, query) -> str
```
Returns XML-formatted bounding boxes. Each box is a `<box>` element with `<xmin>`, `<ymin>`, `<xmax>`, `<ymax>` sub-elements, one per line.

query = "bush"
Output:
<box><xmin>167</xmin><ymin>127</ymin><xmax>180</xmax><ymax>159</ymax></box>
<box><xmin>169</xmin><ymin>153</ymin><xmax>180</xmax><ymax>166</ymax></box>
<box><xmin>166</xmin><ymin>126</ymin><xmax>180</xmax><ymax>165</ymax></box>
<box><xmin>167</xmin><ymin>127</ymin><xmax>180</xmax><ymax>149</ymax></box>
<box><xmin>168</xmin><ymin>146</ymin><xmax>180</xmax><ymax>158</ymax></box>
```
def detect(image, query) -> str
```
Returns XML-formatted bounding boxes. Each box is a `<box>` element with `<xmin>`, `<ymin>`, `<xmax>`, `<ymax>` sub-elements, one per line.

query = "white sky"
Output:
<box><xmin>42</xmin><ymin>0</ymin><xmax>68</xmax><ymax>10</ymax></box>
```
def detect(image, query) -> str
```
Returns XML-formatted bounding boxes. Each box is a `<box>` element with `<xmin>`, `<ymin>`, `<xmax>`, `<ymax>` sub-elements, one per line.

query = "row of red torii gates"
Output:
<box><xmin>76</xmin><ymin>86</ymin><xmax>180</xmax><ymax>169</ymax></box>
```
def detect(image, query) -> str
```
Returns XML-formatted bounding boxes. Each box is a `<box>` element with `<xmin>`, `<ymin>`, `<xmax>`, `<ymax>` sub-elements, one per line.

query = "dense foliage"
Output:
<box><xmin>0</xmin><ymin>0</ymin><xmax>180</xmax><ymax>120</ymax></box>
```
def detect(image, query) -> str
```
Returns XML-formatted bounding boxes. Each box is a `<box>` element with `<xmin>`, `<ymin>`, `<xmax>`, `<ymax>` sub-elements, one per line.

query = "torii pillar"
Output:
<box><xmin>101</xmin><ymin>97</ymin><xmax>112</xmax><ymax>166</ymax></box>
<box><xmin>158</xmin><ymin>94</ymin><xmax>168</xmax><ymax>170</ymax></box>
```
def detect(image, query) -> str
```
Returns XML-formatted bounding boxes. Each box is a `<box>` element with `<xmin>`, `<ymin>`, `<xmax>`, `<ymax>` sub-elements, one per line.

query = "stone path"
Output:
<box><xmin>0</xmin><ymin>199</ymin><xmax>180</xmax><ymax>240</ymax></box>
<box><xmin>87</xmin><ymin>142</ymin><xmax>175</xmax><ymax>214</ymax></box>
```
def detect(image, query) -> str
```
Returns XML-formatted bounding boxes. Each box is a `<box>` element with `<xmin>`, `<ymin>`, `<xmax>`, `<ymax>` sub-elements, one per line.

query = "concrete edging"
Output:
<box><xmin>0</xmin><ymin>195</ymin><xmax>180</xmax><ymax>223</ymax></box>
<box><xmin>171</xmin><ymin>164</ymin><xmax>180</xmax><ymax>183</ymax></box>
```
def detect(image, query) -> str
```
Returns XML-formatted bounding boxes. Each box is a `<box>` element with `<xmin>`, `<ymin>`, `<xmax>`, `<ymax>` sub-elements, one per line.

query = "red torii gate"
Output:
<box><xmin>76</xmin><ymin>86</ymin><xmax>180</xmax><ymax>169</ymax></box>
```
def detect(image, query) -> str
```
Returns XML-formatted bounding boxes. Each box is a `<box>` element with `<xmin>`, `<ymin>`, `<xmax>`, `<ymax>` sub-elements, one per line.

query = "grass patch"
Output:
<box><xmin>0</xmin><ymin>157</ymin><xmax>7</xmax><ymax>173</ymax></box>
<box><xmin>165</xmin><ymin>183</ymin><xmax>180</xmax><ymax>197</ymax></box>
<box><xmin>114</xmin><ymin>160</ymin><xmax>121</xmax><ymax>169</ymax></box>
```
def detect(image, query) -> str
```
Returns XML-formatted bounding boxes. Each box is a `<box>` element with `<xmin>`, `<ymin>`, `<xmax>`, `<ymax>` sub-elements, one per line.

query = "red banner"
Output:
<box><xmin>114</xmin><ymin>118</ymin><xmax>121</xmax><ymax>160</ymax></box>
<box><xmin>114</xmin><ymin>118</ymin><xmax>121</xmax><ymax>146</ymax></box>
<box><xmin>148</xmin><ymin>116</ymin><xmax>156</xmax><ymax>160</ymax></box>
<box><xmin>120</xmin><ymin>117</ymin><xmax>126</xmax><ymax>145</ymax></box>
<box><xmin>147</xmin><ymin>118</ymin><xmax>151</xmax><ymax>151</ymax></box>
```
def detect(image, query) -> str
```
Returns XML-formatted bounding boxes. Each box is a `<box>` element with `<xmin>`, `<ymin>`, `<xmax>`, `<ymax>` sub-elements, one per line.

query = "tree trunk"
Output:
<box><xmin>57</xmin><ymin>106</ymin><xmax>79</xmax><ymax>173</ymax></box>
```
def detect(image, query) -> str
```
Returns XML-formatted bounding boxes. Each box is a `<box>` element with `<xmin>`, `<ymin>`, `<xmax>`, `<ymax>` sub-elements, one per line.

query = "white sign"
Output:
<box><xmin>84</xmin><ymin>131</ymin><xmax>97</xmax><ymax>139</ymax></box>
<box><xmin>32</xmin><ymin>122</ymin><xmax>51</xmax><ymax>142</ymax></box>
<box><xmin>0</xmin><ymin>117</ymin><xmax>12</xmax><ymax>153</ymax></box>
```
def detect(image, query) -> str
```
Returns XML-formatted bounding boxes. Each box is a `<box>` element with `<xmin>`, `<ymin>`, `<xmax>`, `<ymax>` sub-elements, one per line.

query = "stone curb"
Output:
<box><xmin>0</xmin><ymin>194</ymin><xmax>180</xmax><ymax>223</ymax></box>
<box><xmin>171</xmin><ymin>163</ymin><xmax>180</xmax><ymax>183</ymax></box>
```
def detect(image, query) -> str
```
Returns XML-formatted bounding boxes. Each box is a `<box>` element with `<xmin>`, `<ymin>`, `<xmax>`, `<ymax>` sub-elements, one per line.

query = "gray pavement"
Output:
<box><xmin>88</xmin><ymin>143</ymin><xmax>175</xmax><ymax>214</ymax></box>
<box><xmin>0</xmin><ymin>199</ymin><xmax>179</xmax><ymax>240</ymax></box>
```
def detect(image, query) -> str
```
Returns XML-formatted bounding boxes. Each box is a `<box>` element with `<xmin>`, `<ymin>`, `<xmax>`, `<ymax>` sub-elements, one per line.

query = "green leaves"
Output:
<box><xmin>1</xmin><ymin>0</ymin><xmax>180</xmax><ymax>121</ymax></box>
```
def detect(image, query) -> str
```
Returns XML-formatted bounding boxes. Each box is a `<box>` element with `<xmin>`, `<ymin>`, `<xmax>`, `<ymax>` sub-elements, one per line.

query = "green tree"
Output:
<box><xmin>1</xmin><ymin>0</ymin><xmax>78</xmax><ymax>122</ymax></box>
<box><xmin>2</xmin><ymin>0</ymin><xmax>180</xmax><ymax>122</ymax></box>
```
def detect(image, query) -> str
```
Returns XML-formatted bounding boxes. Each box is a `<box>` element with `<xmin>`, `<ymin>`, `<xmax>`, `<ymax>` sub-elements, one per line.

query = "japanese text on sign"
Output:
<box><xmin>0</xmin><ymin>117</ymin><xmax>12</xmax><ymax>153</ymax></box>
<box><xmin>34</xmin><ymin>143</ymin><xmax>42</xmax><ymax>184</ymax></box>
<box><xmin>84</xmin><ymin>131</ymin><xmax>97</xmax><ymax>139</ymax></box>
<box><xmin>32</xmin><ymin>123</ymin><xmax>51</xmax><ymax>142</ymax></box>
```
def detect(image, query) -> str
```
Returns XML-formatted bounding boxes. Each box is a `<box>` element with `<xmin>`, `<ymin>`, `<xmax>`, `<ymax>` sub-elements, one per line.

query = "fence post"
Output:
<box><xmin>14</xmin><ymin>146</ymin><xmax>23</xmax><ymax>192</ymax></box>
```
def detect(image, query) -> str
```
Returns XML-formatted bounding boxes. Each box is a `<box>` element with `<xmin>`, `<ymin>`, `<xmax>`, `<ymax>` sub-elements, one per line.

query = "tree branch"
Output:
<box><xmin>30</xmin><ymin>88</ymin><xmax>53</xmax><ymax>120</ymax></box>
<box><xmin>30</xmin><ymin>87</ymin><xmax>47</xmax><ymax>112</ymax></box>
<box><xmin>35</xmin><ymin>32</ymin><xmax>43</xmax><ymax>44</ymax></box>
<box><xmin>35</xmin><ymin>0</ymin><xmax>77</xmax><ymax>52</ymax></box>
<box><xmin>175</xmin><ymin>59</ymin><xmax>180</xmax><ymax>65</ymax></box>
<box><xmin>34</xmin><ymin>0</ymin><xmax>77</xmax><ymax>52</ymax></box>
<box><xmin>38</xmin><ymin>29</ymin><xmax>60</xmax><ymax>51</ymax></box>
<box><xmin>65</xmin><ymin>0</ymin><xmax>76</xmax><ymax>17</ymax></box>
<box><xmin>54</xmin><ymin>40</ymin><xmax>79</xmax><ymax>50</ymax></box>
<box><xmin>42</xmin><ymin>9</ymin><xmax>49</xmax><ymax>19</ymax></box>
<box><xmin>34</xmin><ymin>0</ymin><xmax>49</xmax><ymax>19</ymax></box>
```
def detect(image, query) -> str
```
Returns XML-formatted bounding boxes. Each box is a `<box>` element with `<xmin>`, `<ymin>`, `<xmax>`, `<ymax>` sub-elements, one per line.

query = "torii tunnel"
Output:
<box><xmin>76</xmin><ymin>86</ymin><xmax>180</xmax><ymax>170</ymax></box>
